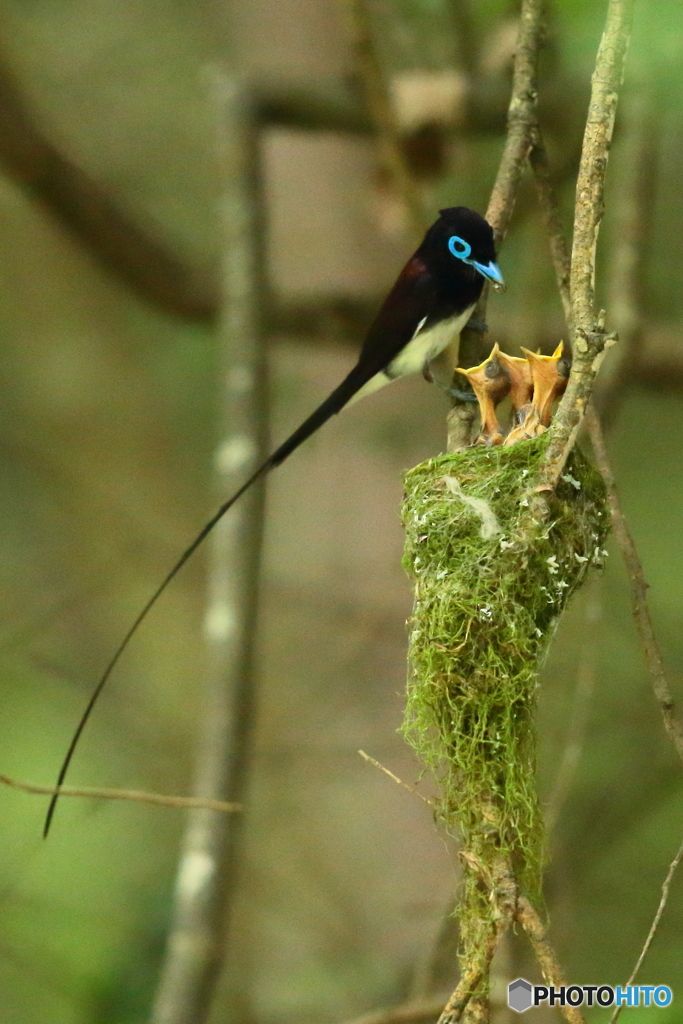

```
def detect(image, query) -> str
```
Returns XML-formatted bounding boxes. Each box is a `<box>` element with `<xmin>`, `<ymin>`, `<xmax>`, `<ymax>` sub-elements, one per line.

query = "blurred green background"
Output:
<box><xmin>0</xmin><ymin>0</ymin><xmax>681</xmax><ymax>1021</ymax></box>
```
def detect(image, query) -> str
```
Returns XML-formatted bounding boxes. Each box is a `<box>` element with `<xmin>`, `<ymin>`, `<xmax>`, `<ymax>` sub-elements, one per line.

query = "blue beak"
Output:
<box><xmin>473</xmin><ymin>260</ymin><xmax>506</xmax><ymax>292</ymax></box>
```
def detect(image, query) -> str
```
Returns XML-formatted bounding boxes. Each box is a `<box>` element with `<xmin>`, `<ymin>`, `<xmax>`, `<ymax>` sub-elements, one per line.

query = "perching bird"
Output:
<box><xmin>454</xmin><ymin>342</ymin><xmax>510</xmax><ymax>445</ymax></box>
<box><xmin>43</xmin><ymin>206</ymin><xmax>504</xmax><ymax>836</ymax></box>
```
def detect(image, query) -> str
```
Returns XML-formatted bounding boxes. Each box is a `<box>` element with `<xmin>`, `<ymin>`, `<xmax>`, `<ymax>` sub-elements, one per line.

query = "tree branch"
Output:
<box><xmin>545</xmin><ymin>584</ymin><xmax>602</xmax><ymax>834</ymax></box>
<box><xmin>453</xmin><ymin>0</ymin><xmax>545</xmax><ymax>434</ymax></box>
<box><xmin>150</xmin><ymin>75</ymin><xmax>268</xmax><ymax>1024</ymax></box>
<box><xmin>596</xmin><ymin>90</ymin><xmax>658</xmax><ymax>419</ymax></box>
<box><xmin>0</xmin><ymin>59</ymin><xmax>217</xmax><ymax>321</ymax></box>
<box><xmin>609</xmin><ymin>833</ymin><xmax>683</xmax><ymax>1024</ymax></box>
<box><xmin>347</xmin><ymin>0</ymin><xmax>428</xmax><ymax>236</ymax></box>
<box><xmin>585</xmin><ymin>408</ymin><xmax>683</xmax><ymax>765</ymax></box>
<box><xmin>534</xmin><ymin>0</ymin><xmax>635</xmax><ymax>492</ymax></box>
<box><xmin>516</xmin><ymin>898</ymin><xmax>585</xmax><ymax>1024</ymax></box>
<box><xmin>0</xmin><ymin>774</ymin><xmax>240</xmax><ymax>813</ymax></box>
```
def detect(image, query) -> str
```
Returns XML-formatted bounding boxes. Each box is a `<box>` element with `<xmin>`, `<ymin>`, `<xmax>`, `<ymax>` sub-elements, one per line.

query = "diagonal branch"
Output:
<box><xmin>516</xmin><ymin>898</ymin><xmax>585</xmax><ymax>1024</ymax></box>
<box><xmin>0</xmin><ymin>59</ymin><xmax>216</xmax><ymax>321</ymax></box>
<box><xmin>609</xmin><ymin>833</ymin><xmax>683</xmax><ymax>1024</ymax></box>
<box><xmin>585</xmin><ymin>408</ymin><xmax>683</xmax><ymax>765</ymax></box>
<box><xmin>150</xmin><ymin>75</ymin><xmax>268</xmax><ymax>1024</ymax></box>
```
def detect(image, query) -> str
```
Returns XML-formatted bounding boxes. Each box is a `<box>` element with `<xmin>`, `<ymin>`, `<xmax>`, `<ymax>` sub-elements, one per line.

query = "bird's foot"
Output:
<box><xmin>422</xmin><ymin>361</ymin><xmax>435</xmax><ymax>384</ymax></box>
<box><xmin>464</xmin><ymin>315</ymin><xmax>489</xmax><ymax>334</ymax></box>
<box><xmin>475</xmin><ymin>428</ymin><xmax>505</xmax><ymax>446</ymax></box>
<box><xmin>448</xmin><ymin>385</ymin><xmax>479</xmax><ymax>403</ymax></box>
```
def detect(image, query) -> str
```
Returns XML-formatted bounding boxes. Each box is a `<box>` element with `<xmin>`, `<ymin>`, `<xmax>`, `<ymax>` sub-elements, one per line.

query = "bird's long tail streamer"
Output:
<box><xmin>44</xmin><ymin>362</ymin><xmax>371</xmax><ymax>835</ymax></box>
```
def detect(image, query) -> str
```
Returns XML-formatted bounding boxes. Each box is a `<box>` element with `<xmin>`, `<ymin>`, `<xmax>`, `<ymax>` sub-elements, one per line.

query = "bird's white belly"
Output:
<box><xmin>348</xmin><ymin>304</ymin><xmax>475</xmax><ymax>405</ymax></box>
<box><xmin>388</xmin><ymin>305</ymin><xmax>474</xmax><ymax>377</ymax></box>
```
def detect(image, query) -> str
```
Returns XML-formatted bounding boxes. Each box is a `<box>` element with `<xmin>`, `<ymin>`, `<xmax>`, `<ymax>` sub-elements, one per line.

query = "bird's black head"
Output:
<box><xmin>422</xmin><ymin>207</ymin><xmax>505</xmax><ymax>292</ymax></box>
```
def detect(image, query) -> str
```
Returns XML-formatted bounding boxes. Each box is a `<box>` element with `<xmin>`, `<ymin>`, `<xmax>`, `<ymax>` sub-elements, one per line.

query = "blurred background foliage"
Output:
<box><xmin>0</xmin><ymin>0</ymin><xmax>681</xmax><ymax>1021</ymax></box>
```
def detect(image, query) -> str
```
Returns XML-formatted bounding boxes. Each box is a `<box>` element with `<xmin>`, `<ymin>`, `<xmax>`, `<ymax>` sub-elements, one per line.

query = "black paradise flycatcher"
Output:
<box><xmin>44</xmin><ymin>206</ymin><xmax>505</xmax><ymax>835</ymax></box>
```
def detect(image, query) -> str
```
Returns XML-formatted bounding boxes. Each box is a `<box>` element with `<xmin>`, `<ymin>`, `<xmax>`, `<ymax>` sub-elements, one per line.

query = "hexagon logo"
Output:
<box><xmin>508</xmin><ymin>978</ymin><xmax>533</xmax><ymax>1013</ymax></box>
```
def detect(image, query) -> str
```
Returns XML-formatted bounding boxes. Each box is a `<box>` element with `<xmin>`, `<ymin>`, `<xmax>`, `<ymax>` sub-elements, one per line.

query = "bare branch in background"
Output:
<box><xmin>586</xmin><ymin>408</ymin><xmax>683</xmax><ymax>766</ymax></box>
<box><xmin>253</xmin><ymin>75</ymin><xmax>507</xmax><ymax>137</ymax></box>
<box><xmin>150</xmin><ymin>76</ymin><xmax>268</xmax><ymax>1024</ymax></box>
<box><xmin>545</xmin><ymin>583</ymin><xmax>602</xmax><ymax>834</ymax></box>
<box><xmin>0</xmin><ymin>41</ymin><xmax>586</xmax><ymax>329</ymax></box>
<box><xmin>339</xmin><ymin>997</ymin><xmax>448</xmax><ymax>1024</ymax></box>
<box><xmin>609</xmin><ymin>834</ymin><xmax>683</xmax><ymax>1024</ymax></box>
<box><xmin>596</xmin><ymin>90</ymin><xmax>658</xmax><ymax>419</ymax></box>
<box><xmin>0</xmin><ymin>58</ymin><xmax>217</xmax><ymax>321</ymax></box>
<box><xmin>446</xmin><ymin>0</ymin><xmax>478</xmax><ymax>78</ymax></box>
<box><xmin>0</xmin><ymin>774</ymin><xmax>241</xmax><ymax>813</ymax></box>
<box><xmin>347</xmin><ymin>0</ymin><xmax>428</xmax><ymax>236</ymax></box>
<box><xmin>528</xmin><ymin>138</ymin><xmax>572</xmax><ymax>330</ymax></box>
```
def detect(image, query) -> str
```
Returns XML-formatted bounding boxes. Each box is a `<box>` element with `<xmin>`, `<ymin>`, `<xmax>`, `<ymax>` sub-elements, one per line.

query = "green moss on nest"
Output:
<box><xmin>401</xmin><ymin>434</ymin><xmax>609</xmax><ymax>904</ymax></box>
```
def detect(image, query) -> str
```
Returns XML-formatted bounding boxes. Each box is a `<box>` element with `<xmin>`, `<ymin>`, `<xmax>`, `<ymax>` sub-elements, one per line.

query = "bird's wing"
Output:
<box><xmin>358</xmin><ymin>257</ymin><xmax>438</xmax><ymax>371</ymax></box>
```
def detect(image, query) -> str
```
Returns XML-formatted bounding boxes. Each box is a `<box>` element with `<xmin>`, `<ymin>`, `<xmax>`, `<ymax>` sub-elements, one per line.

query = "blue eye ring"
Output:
<box><xmin>448</xmin><ymin>235</ymin><xmax>472</xmax><ymax>261</ymax></box>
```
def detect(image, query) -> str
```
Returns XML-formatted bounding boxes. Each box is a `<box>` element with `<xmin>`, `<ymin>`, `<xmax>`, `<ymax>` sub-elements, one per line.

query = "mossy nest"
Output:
<box><xmin>401</xmin><ymin>434</ymin><xmax>609</xmax><ymax>899</ymax></box>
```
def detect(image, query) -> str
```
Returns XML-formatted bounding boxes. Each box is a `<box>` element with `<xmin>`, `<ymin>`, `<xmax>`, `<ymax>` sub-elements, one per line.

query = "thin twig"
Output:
<box><xmin>516</xmin><ymin>897</ymin><xmax>586</xmax><ymax>1024</ymax></box>
<box><xmin>358</xmin><ymin>751</ymin><xmax>434</xmax><ymax>806</ymax></box>
<box><xmin>0</xmin><ymin>774</ymin><xmax>241</xmax><ymax>813</ymax></box>
<box><xmin>586</xmin><ymin>407</ymin><xmax>683</xmax><ymax>765</ymax></box>
<box><xmin>609</xmin><ymin>834</ymin><xmax>683</xmax><ymax>1024</ymax></box>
